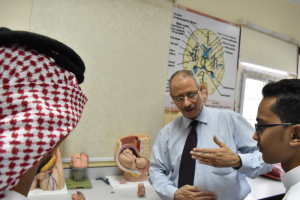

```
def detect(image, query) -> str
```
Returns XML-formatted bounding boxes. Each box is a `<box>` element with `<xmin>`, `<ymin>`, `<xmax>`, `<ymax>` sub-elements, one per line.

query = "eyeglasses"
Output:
<box><xmin>172</xmin><ymin>89</ymin><xmax>199</xmax><ymax>103</ymax></box>
<box><xmin>255</xmin><ymin>123</ymin><xmax>296</xmax><ymax>135</ymax></box>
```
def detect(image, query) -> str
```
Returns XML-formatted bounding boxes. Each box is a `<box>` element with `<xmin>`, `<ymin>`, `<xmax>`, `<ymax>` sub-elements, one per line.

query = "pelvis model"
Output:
<box><xmin>114</xmin><ymin>134</ymin><xmax>151</xmax><ymax>182</ymax></box>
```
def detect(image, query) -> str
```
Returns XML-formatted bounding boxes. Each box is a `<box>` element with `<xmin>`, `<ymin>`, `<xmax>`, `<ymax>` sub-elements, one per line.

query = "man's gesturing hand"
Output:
<box><xmin>174</xmin><ymin>185</ymin><xmax>216</xmax><ymax>200</ymax></box>
<box><xmin>190</xmin><ymin>135</ymin><xmax>242</xmax><ymax>168</ymax></box>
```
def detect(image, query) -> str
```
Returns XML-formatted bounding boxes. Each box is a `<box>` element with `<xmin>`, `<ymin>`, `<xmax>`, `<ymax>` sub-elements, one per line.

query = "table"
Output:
<box><xmin>27</xmin><ymin>167</ymin><xmax>286</xmax><ymax>200</ymax></box>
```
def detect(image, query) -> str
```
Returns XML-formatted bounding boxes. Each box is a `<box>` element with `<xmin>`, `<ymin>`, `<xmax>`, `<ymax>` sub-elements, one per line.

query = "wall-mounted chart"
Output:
<box><xmin>166</xmin><ymin>5</ymin><xmax>240</xmax><ymax>111</ymax></box>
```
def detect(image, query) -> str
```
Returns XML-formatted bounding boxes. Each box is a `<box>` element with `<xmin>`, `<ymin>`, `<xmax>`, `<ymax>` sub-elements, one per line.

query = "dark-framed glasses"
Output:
<box><xmin>255</xmin><ymin>123</ymin><xmax>296</xmax><ymax>135</ymax></box>
<box><xmin>172</xmin><ymin>88</ymin><xmax>199</xmax><ymax>103</ymax></box>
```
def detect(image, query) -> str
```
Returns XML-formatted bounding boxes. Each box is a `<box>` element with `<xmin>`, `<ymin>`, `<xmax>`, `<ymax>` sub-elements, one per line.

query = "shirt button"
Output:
<box><xmin>198</xmin><ymin>171</ymin><xmax>201</xmax><ymax>175</ymax></box>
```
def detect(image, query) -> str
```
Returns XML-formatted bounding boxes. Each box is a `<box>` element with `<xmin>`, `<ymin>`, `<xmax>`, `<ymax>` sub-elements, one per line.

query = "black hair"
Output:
<box><xmin>262</xmin><ymin>79</ymin><xmax>300</xmax><ymax>124</ymax></box>
<box><xmin>0</xmin><ymin>27</ymin><xmax>85</xmax><ymax>84</ymax></box>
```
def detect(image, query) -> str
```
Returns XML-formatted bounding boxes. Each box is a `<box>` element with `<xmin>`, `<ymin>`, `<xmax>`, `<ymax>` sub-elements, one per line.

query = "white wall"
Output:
<box><xmin>0</xmin><ymin>0</ymin><xmax>32</xmax><ymax>31</ymax></box>
<box><xmin>29</xmin><ymin>0</ymin><xmax>173</xmax><ymax>158</ymax></box>
<box><xmin>240</xmin><ymin>26</ymin><xmax>298</xmax><ymax>73</ymax></box>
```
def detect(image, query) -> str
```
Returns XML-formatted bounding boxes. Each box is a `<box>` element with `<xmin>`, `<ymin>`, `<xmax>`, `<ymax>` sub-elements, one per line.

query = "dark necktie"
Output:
<box><xmin>178</xmin><ymin>120</ymin><xmax>198</xmax><ymax>188</ymax></box>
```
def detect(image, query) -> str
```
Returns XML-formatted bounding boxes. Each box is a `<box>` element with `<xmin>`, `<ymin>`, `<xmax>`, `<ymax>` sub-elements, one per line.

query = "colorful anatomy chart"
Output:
<box><xmin>166</xmin><ymin>5</ymin><xmax>240</xmax><ymax>111</ymax></box>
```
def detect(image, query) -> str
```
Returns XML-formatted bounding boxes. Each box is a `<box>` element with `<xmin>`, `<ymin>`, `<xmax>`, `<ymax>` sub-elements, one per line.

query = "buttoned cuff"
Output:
<box><xmin>166</xmin><ymin>185</ymin><xmax>178</xmax><ymax>200</ymax></box>
<box><xmin>232</xmin><ymin>154</ymin><xmax>243</xmax><ymax>170</ymax></box>
<box><xmin>235</xmin><ymin>153</ymin><xmax>251</xmax><ymax>174</ymax></box>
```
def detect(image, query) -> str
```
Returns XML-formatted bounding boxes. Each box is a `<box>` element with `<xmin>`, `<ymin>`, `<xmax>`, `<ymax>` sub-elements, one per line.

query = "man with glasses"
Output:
<box><xmin>149</xmin><ymin>70</ymin><xmax>272</xmax><ymax>200</ymax></box>
<box><xmin>253</xmin><ymin>79</ymin><xmax>300</xmax><ymax>200</ymax></box>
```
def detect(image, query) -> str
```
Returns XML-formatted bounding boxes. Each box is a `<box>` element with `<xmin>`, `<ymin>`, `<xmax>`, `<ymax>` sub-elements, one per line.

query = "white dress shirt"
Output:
<box><xmin>282</xmin><ymin>165</ymin><xmax>300</xmax><ymax>200</ymax></box>
<box><xmin>149</xmin><ymin>106</ymin><xmax>272</xmax><ymax>200</ymax></box>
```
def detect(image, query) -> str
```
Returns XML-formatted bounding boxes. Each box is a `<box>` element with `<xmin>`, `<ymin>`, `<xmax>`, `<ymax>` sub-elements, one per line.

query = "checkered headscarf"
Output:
<box><xmin>0</xmin><ymin>43</ymin><xmax>88</xmax><ymax>198</ymax></box>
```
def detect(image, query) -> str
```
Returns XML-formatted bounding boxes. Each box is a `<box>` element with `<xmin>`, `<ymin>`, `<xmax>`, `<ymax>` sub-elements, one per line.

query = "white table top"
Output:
<box><xmin>28</xmin><ymin>178</ymin><xmax>160</xmax><ymax>200</ymax></box>
<box><xmin>245</xmin><ymin>176</ymin><xmax>285</xmax><ymax>200</ymax></box>
<box><xmin>28</xmin><ymin>175</ymin><xmax>285</xmax><ymax>200</ymax></box>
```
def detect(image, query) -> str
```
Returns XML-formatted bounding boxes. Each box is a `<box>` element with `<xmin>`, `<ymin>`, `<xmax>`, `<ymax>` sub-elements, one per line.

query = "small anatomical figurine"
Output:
<box><xmin>137</xmin><ymin>183</ymin><xmax>146</xmax><ymax>198</ymax></box>
<box><xmin>30</xmin><ymin>149</ymin><xmax>65</xmax><ymax>191</ymax></box>
<box><xmin>72</xmin><ymin>191</ymin><xmax>85</xmax><ymax>200</ymax></box>
<box><xmin>70</xmin><ymin>153</ymin><xmax>89</xmax><ymax>181</ymax></box>
<box><xmin>119</xmin><ymin>180</ymin><xmax>127</xmax><ymax>184</ymax></box>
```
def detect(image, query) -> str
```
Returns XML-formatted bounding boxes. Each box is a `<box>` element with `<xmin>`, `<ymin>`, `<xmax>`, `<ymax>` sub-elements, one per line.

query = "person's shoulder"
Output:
<box><xmin>284</xmin><ymin>181</ymin><xmax>300</xmax><ymax>199</ymax></box>
<box><xmin>206</xmin><ymin>107</ymin><xmax>246</xmax><ymax>124</ymax></box>
<box><xmin>155</xmin><ymin>117</ymin><xmax>182</xmax><ymax>143</ymax></box>
<box><xmin>164</xmin><ymin>116</ymin><xmax>182</xmax><ymax>128</ymax></box>
<box><xmin>160</xmin><ymin>116</ymin><xmax>182</xmax><ymax>133</ymax></box>
<box><xmin>206</xmin><ymin>106</ymin><xmax>239</xmax><ymax>117</ymax></box>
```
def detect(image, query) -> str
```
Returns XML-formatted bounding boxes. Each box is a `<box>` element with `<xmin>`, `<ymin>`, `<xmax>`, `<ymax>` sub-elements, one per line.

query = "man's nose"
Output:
<box><xmin>182</xmin><ymin>96</ymin><xmax>192</xmax><ymax>107</ymax></box>
<box><xmin>253</xmin><ymin>131</ymin><xmax>259</xmax><ymax>141</ymax></box>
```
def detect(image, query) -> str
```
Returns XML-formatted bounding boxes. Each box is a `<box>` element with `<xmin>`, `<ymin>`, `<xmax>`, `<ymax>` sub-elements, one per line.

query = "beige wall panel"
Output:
<box><xmin>240</xmin><ymin>26</ymin><xmax>298</xmax><ymax>73</ymax></box>
<box><xmin>30</xmin><ymin>0</ymin><xmax>173</xmax><ymax>158</ymax></box>
<box><xmin>163</xmin><ymin>110</ymin><xmax>179</xmax><ymax>127</ymax></box>
<box><xmin>0</xmin><ymin>0</ymin><xmax>32</xmax><ymax>31</ymax></box>
<box><xmin>176</xmin><ymin>0</ymin><xmax>300</xmax><ymax>42</ymax></box>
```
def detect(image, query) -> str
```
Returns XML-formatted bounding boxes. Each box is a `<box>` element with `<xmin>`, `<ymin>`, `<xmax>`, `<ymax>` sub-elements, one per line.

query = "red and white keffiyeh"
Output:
<box><xmin>0</xmin><ymin>44</ymin><xmax>88</xmax><ymax>198</ymax></box>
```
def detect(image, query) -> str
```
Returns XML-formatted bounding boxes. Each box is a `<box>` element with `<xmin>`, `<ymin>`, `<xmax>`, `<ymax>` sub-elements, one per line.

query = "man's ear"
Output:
<box><xmin>199</xmin><ymin>84</ymin><xmax>203</xmax><ymax>94</ymax></box>
<box><xmin>290</xmin><ymin>125</ymin><xmax>300</xmax><ymax>147</ymax></box>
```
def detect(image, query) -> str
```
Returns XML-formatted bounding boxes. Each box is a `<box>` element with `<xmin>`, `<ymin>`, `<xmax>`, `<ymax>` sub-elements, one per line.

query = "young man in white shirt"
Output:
<box><xmin>253</xmin><ymin>79</ymin><xmax>300</xmax><ymax>200</ymax></box>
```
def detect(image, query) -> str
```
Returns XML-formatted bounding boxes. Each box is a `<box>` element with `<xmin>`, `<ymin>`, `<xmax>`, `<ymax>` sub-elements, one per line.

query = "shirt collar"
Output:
<box><xmin>281</xmin><ymin>165</ymin><xmax>300</xmax><ymax>191</ymax></box>
<box><xmin>182</xmin><ymin>105</ymin><xmax>208</xmax><ymax>129</ymax></box>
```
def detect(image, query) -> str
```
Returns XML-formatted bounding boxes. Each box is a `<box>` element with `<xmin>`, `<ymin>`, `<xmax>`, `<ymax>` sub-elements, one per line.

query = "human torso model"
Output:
<box><xmin>30</xmin><ymin>149</ymin><xmax>65</xmax><ymax>191</ymax></box>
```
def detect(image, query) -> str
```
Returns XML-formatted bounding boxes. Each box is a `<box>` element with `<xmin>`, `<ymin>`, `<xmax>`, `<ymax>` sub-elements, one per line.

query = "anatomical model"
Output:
<box><xmin>30</xmin><ymin>149</ymin><xmax>65</xmax><ymax>191</ymax></box>
<box><xmin>72</xmin><ymin>191</ymin><xmax>85</xmax><ymax>200</ymax></box>
<box><xmin>114</xmin><ymin>134</ymin><xmax>151</xmax><ymax>182</ymax></box>
<box><xmin>137</xmin><ymin>183</ymin><xmax>146</xmax><ymax>198</ymax></box>
<box><xmin>70</xmin><ymin>153</ymin><xmax>89</xmax><ymax>181</ymax></box>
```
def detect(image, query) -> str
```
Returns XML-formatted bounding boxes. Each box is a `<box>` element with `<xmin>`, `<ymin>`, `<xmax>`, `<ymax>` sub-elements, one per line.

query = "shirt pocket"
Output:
<box><xmin>211</xmin><ymin>167</ymin><xmax>233</xmax><ymax>176</ymax></box>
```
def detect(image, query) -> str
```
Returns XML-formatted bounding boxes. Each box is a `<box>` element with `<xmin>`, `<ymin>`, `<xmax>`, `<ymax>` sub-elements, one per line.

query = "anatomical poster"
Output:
<box><xmin>165</xmin><ymin>5</ymin><xmax>240</xmax><ymax>111</ymax></box>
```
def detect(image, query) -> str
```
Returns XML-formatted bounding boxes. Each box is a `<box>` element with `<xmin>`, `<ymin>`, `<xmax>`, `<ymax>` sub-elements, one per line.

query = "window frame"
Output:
<box><xmin>239</xmin><ymin>73</ymin><xmax>268</xmax><ymax>117</ymax></box>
